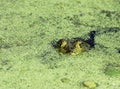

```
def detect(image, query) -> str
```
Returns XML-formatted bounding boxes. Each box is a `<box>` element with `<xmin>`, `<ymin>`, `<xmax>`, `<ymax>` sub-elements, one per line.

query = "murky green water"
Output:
<box><xmin>0</xmin><ymin>0</ymin><xmax>120</xmax><ymax>89</ymax></box>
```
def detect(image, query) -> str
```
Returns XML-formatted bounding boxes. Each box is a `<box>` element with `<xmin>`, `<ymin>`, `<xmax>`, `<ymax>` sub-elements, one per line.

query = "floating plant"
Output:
<box><xmin>104</xmin><ymin>63</ymin><xmax>120</xmax><ymax>76</ymax></box>
<box><xmin>61</xmin><ymin>77</ymin><xmax>71</xmax><ymax>83</ymax></box>
<box><xmin>82</xmin><ymin>81</ymin><xmax>98</xmax><ymax>88</ymax></box>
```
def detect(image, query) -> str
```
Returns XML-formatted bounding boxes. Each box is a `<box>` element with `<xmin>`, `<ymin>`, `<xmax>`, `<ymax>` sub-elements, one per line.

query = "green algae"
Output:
<box><xmin>61</xmin><ymin>77</ymin><xmax>71</xmax><ymax>83</ymax></box>
<box><xmin>83</xmin><ymin>81</ymin><xmax>98</xmax><ymax>88</ymax></box>
<box><xmin>0</xmin><ymin>0</ymin><xmax>120</xmax><ymax>89</ymax></box>
<box><xmin>104</xmin><ymin>63</ymin><xmax>120</xmax><ymax>76</ymax></box>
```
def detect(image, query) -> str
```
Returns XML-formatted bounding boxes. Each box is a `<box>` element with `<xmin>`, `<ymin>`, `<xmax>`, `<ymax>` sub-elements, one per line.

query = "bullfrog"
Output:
<box><xmin>53</xmin><ymin>31</ymin><xmax>96</xmax><ymax>55</ymax></box>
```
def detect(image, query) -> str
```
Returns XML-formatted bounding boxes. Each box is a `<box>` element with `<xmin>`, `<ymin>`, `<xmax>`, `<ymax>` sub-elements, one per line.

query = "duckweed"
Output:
<box><xmin>61</xmin><ymin>77</ymin><xmax>71</xmax><ymax>83</ymax></box>
<box><xmin>104</xmin><ymin>63</ymin><xmax>120</xmax><ymax>76</ymax></box>
<box><xmin>83</xmin><ymin>81</ymin><xmax>98</xmax><ymax>88</ymax></box>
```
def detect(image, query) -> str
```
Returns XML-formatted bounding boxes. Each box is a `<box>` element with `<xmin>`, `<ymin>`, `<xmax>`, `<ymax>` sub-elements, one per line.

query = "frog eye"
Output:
<box><xmin>61</xmin><ymin>41</ymin><xmax>67</xmax><ymax>47</ymax></box>
<box><xmin>57</xmin><ymin>39</ymin><xmax>66</xmax><ymax>47</ymax></box>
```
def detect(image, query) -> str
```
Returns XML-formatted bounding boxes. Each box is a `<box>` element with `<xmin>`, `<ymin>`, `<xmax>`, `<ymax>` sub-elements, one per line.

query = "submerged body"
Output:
<box><xmin>53</xmin><ymin>31</ymin><xmax>96</xmax><ymax>55</ymax></box>
<box><xmin>56</xmin><ymin>39</ymin><xmax>90</xmax><ymax>55</ymax></box>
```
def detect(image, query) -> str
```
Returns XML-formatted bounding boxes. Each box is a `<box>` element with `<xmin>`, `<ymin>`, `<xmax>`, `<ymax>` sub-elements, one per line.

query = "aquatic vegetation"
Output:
<box><xmin>83</xmin><ymin>81</ymin><xmax>98</xmax><ymax>88</ymax></box>
<box><xmin>96</xmin><ymin>27</ymin><xmax>120</xmax><ymax>35</ymax></box>
<box><xmin>104</xmin><ymin>63</ymin><xmax>120</xmax><ymax>76</ymax></box>
<box><xmin>61</xmin><ymin>77</ymin><xmax>71</xmax><ymax>83</ymax></box>
<box><xmin>117</xmin><ymin>48</ymin><xmax>120</xmax><ymax>53</ymax></box>
<box><xmin>0</xmin><ymin>0</ymin><xmax>120</xmax><ymax>89</ymax></box>
<box><xmin>0</xmin><ymin>59</ymin><xmax>12</xmax><ymax>71</ymax></box>
<box><xmin>100</xmin><ymin>10</ymin><xmax>119</xmax><ymax>18</ymax></box>
<box><xmin>0</xmin><ymin>37</ymin><xmax>11</xmax><ymax>49</ymax></box>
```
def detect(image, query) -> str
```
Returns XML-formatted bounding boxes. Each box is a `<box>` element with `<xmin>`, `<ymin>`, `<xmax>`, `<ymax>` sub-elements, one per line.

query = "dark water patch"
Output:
<box><xmin>0</xmin><ymin>44</ymin><xmax>11</xmax><ymax>49</ymax></box>
<box><xmin>64</xmin><ymin>15</ymin><xmax>102</xmax><ymax>28</ymax></box>
<box><xmin>0</xmin><ymin>36</ymin><xmax>31</xmax><ymax>49</ymax></box>
<box><xmin>95</xmin><ymin>27</ymin><xmax>120</xmax><ymax>35</ymax></box>
<box><xmin>100</xmin><ymin>10</ymin><xmax>120</xmax><ymax>20</ymax></box>
<box><xmin>103</xmin><ymin>27</ymin><xmax>120</xmax><ymax>33</ymax></box>
<box><xmin>101</xmin><ymin>10</ymin><xmax>117</xmax><ymax>17</ymax></box>
<box><xmin>51</xmin><ymin>40</ymin><xmax>58</xmax><ymax>48</ymax></box>
<box><xmin>85</xmin><ymin>31</ymin><xmax>96</xmax><ymax>48</ymax></box>
<box><xmin>38</xmin><ymin>50</ymin><xmax>61</xmax><ymax>69</ymax></box>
